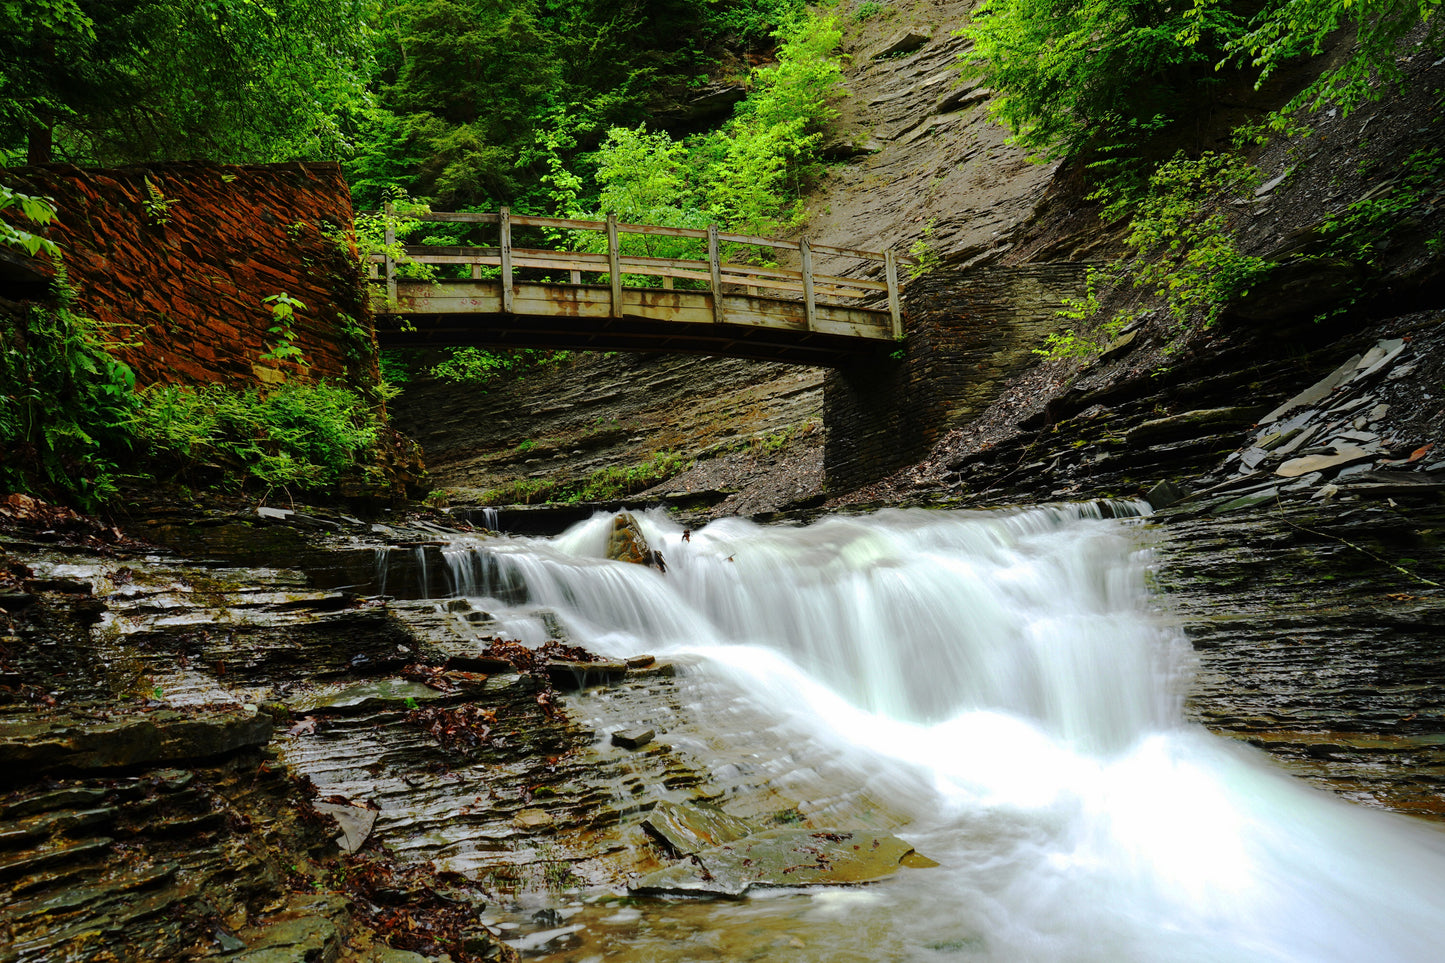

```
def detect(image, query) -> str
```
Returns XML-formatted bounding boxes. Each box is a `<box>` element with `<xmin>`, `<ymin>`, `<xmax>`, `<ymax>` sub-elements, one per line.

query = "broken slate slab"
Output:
<box><xmin>1260</xmin><ymin>354</ymin><xmax>1363</xmax><ymax>424</ymax></box>
<box><xmin>1213</xmin><ymin>488</ymin><xmax>1281</xmax><ymax>514</ymax></box>
<box><xmin>544</xmin><ymin>660</ymin><xmax>627</xmax><ymax>690</ymax></box>
<box><xmin>1355</xmin><ymin>338</ymin><xmax>1408</xmax><ymax>380</ymax></box>
<box><xmin>870</xmin><ymin>30</ymin><xmax>930</xmax><ymax>59</ymax></box>
<box><xmin>1276</xmin><ymin>445</ymin><xmax>1375</xmax><ymax>478</ymax></box>
<box><xmin>611</xmin><ymin>728</ymin><xmax>655</xmax><ymax>750</ymax></box>
<box><xmin>314</xmin><ymin>802</ymin><xmax>377</xmax><ymax>854</ymax></box>
<box><xmin>629</xmin><ymin>828</ymin><xmax>935</xmax><ymax>898</ymax></box>
<box><xmin>1240</xmin><ymin>447</ymin><xmax>1270</xmax><ymax>471</ymax></box>
<box><xmin>641</xmin><ymin>800</ymin><xmax>753</xmax><ymax>856</ymax></box>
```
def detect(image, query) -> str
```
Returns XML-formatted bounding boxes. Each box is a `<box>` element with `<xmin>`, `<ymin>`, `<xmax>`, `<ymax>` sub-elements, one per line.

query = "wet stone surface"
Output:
<box><xmin>1151</xmin><ymin>501</ymin><xmax>1445</xmax><ymax>817</ymax></box>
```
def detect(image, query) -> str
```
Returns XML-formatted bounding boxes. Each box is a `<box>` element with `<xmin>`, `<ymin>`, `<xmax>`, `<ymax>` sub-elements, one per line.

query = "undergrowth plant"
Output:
<box><xmin>428</xmin><ymin>347</ymin><xmax>572</xmax><ymax>388</ymax></box>
<box><xmin>132</xmin><ymin>381</ymin><xmax>383</xmax><ymax>492</ymax></box>
<box><xmin>1039</xmin><ymin>152</ymin><xmax>1272</xmax><ymax>360</ymax></box>
<box><xmin>479</xmin><ymin>450</ymin><xmax>691</xmax><ymax>505</ymax></box>
<box><xmin>0</xmin><ymin>263</ymin><xmax>137</xmax><ymax>506</ymax></box>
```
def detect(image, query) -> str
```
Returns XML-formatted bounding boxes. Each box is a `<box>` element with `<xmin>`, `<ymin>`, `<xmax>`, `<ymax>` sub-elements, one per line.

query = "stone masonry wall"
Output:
<box><xmin>0</xmin><ymin>162</ymin><xmax>375</xmax><ymax>390</ymax></box>
<box><xmin>823</xmin><ymin>263</ymin><xmax>1088</xmax><ymax>491</ymax></box>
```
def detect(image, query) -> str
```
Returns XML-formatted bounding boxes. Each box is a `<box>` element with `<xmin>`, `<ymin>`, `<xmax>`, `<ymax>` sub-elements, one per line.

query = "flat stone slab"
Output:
<box><xmin>1276</xmin><ymin>445</ymin><xmax>1374</xmax><ymax>478</ymax></box>
<box><xmin>630</xmin><ymin>828</ymin><xmax>933</xmax><ymax>898</ymax></box>
<box><xmin>544</xmin><ymin>660</ymin><xmax>628</xmax><ymax>690</ymax></box>
<box><xmin>286</xmin><ymin>679</ymin><xmax>452</xmax><ymax>714</ymax></box>
<box><xmin>641</xmin><ymin>800</ymin><xmax>752</xmax><ymax>856</ymax></box>
<box><xmin>610</xmin><ymin>727</ymin><xmax>655</xmax><ymax>750</ymax></box>
<box><xmin>314</xmin><ymin>802</ymin><xmax>377</xmax><ymax>854</ymax></box>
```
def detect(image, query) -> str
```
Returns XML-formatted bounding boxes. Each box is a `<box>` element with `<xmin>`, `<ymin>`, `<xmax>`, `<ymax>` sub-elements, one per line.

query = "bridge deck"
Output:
<box><xmin>369</xmin><ymin>209</ymin><xmax>904</xmax><ymax>366</ymax></box>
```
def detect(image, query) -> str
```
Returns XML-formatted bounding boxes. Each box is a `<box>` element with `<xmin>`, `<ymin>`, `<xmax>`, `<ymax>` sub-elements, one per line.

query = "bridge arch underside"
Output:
<box><xmin>373</xmin><ymin>279</ymin><xmax>895</xmax><ymax>366</ymax></box>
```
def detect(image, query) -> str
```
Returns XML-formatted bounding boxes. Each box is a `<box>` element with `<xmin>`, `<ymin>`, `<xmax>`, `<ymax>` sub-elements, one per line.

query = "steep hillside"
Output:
<box><xmin>391</xmin><ymin>0</ymin><xmax>1063</xmax><ymax>513</ymax></box>
<box><xmin>391</xmin><ymin>2</ymin><xmax>1443</xmax><ymax>521</ymax></box>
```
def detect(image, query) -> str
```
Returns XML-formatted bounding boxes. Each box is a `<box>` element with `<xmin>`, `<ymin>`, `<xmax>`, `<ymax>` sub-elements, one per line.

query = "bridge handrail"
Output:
<box><xmin>371</xmin><ymin>205</ymin><xmax>904</xmax><ymax>337</ymax></box>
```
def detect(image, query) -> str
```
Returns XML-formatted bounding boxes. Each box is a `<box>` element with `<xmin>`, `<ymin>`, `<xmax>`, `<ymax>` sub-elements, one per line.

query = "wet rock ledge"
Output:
<box><xmin>0</xmin><ymin>513</ymin><xmax>932</xmax><ymax>961</ymax></box>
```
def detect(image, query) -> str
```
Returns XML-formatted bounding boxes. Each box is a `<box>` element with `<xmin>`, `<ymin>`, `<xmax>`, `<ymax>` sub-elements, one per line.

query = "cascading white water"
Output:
<box><xmin>424</xmin><ymin>505</ymin><xmax>1445</xmax><ymax>961</ymax></box>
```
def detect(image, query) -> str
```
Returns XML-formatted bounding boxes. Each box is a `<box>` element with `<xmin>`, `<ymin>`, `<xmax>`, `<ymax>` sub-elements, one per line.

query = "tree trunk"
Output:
<box><xmin>27</xmin><ymin>123</ymin><xmax>54</xmax><ymax>165</ymax></box>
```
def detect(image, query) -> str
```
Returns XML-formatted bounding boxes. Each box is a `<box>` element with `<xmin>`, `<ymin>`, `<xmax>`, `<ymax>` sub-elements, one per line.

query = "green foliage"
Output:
<box><xmin>855</xmin><ymin>2</ymin><xmax>888</xmax><ymax>22</ymax></box>
<box><xmin>959</xmin><ymin>0</ymin><xmax>1442</xmax><ymax>162</ymax></box>
<box><xmin>1223</xmin><ymin>0</ymin><xmax>1444</xmax><ymax>120</ymax></box>
<box><xmin>1035</xmin><ymin>266</ymin><xmax>1131</xmax><ymax>359</ymax></box>
<box><xmin>907</xmin><ymin>220</ymin><xmax>943</xmax><ymax>279</ymax></box>
<box><xmin>260</xmin><ymin>293</ymin><xmax>310</xmax><ymax>369</ymax></box>
<box><xmin>428</xmin><ymin>348</ymin><xmax>572</xmax><ymax>388</ymax></box>
<box><xmin>141</xmin><ymin>177</ymin><xmax>178</xmax><ymax>226</ymax></box>
<box><xmin>132</xmin><ymin>381</ymin><xmax>383</xmax><ymax>491</ymax></box>
<box><xmin>702</xmin><ymin>12</ymin><xmax>843</xmax><ymax>235</ymax></box>
<box><xmin>1122</xmin><ymin>151</ymin><xmax>1272</xmax><ymax>326</ymax></box>
<box><xmin>378</xmin><ymin>350</ymin><xmax>412</xmax><ymax>386</ymax></box>
<box><xmin>1318</xmin><ymin>147</ymin><xmax>1445</xmax><ymax>261</ymax></box>
<box><xmin>701</xmin><ymin>0</ymin><xmax>807</xmax><ymax>40</ymax></box>
<box><xmin>0</xmin><ymin>185</ymin><xmax>61</xmax><ymax>257</ymax></box>
<box><xmin>553</xmin><ymin>12</ymin><xmax>843</xmax><ymax>244</ymax></box>
<box><xmin>1038</xmin><ymin>153</ymin><xmax>1275</xmax><ymax>361</ymax></box>
<box><xmin>479</xmin><ymin>449</ymin><xmax>691</xmax><ymax>505</ymax></box>
<box><xmin>1</xmin><ymin>0</ymin><xmax>376</xmax><ymax>164</ymax></box>
<box><xmin>351</xmin><ymin>0</ymin><xmax>809</xmax><ymax>209</ymax></box>
<box><xmin>956</xmin><ymin>0</ymin><xmax>1241</xmax><ymax>160</ymax></box>
<box><xmin>0</xmin><ymin>267</ymin><xmax>136</xmax><ymax>506</ymax></box>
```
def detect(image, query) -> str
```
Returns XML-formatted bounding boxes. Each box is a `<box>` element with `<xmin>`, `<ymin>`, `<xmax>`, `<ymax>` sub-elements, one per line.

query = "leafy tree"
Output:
<box><xmin>0</xmin><ymin>0</ymin><xmax>376</xmax><ymax>165</ymax></box>
<box><xmin>1222</xmin><ymin>0</ymin><xmax>1444</xmax><ymax>117</ymax></box>
<box><xmin>957</xmin><ymin>0</ymin><xmax>1244</xmax><ymax>161</ymax></box>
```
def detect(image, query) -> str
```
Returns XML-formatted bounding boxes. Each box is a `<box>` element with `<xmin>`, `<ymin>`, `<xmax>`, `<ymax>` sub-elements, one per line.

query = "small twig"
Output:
<box><xmin>1275</xmin><ymin>494</ymin><xmax>1442</xmax><ymax>588</ymax></box>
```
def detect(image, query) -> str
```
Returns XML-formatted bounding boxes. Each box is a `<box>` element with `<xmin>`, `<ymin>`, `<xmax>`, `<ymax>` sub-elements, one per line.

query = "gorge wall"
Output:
<box><xmin>0</xmin><ymin>162</ymin><xmax>376</xmax><ymax>391</ymax></box>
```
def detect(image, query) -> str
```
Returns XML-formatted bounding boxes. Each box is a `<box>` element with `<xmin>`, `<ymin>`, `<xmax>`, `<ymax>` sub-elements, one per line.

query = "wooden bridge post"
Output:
<box><xmin>800</xmin><ymin>237</ymin><xmax>817</xmax><ymax>332</ymax></box>
<box><xmin>606</xmin><ymin>213</ymin><xmax>622</xmax><ymax>318</ymax></box>
<box><xmin>383</xmin><ymin>201</ymin><xmax>397</xmax><ymax>305</ymax></box>
<box><xmin>708</xmin><ymin>224</ymin><xmax>723</xmax><ymax>323</ymax></box>
<box><xmin>886</xmin><ymin>250</ymin><xmax>903</xmax><ymax>339</ymax></box>
<box><xmin>499</xmin><ymin>206</ymin><xmax>514</xmax><ymax>313</ymax></box>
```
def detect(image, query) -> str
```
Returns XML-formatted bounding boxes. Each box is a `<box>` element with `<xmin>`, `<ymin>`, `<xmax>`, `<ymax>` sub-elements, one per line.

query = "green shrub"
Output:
<box><xmin>0</xmin><ymin>276</ymin><xmax>137</xmax><ymax>506</ymax></box>
<box><xmin>428</xmin><ymin>347</ymin><xmax>572</xmax><ymax>387</ymax></box>
<box><xmin>132</xmin><ymin>381</ymin><xmax>382</xmax><ymax>491</ymax></box>
<box><xmin>956</xmin><ymin>0</ymin><xmax>1241</xmax><ymax>161</ymax></box>
<box><xmin>1122</xmin><ymin>151</ymin><xmax>1272</xmax><ymax>326</ymax></box>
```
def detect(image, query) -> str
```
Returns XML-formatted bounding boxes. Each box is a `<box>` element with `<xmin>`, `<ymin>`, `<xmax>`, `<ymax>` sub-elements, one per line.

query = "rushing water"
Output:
<box><xmin>415</xmin><ymin>505</ymin><xmax>1445</xmax><ymax>961</ymax></box>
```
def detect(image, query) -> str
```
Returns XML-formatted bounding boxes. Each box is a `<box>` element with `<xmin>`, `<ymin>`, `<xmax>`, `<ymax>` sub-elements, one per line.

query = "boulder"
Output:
<box><xmin>605</xmin><ymin>512</ymin><xmax>664</xmax><ymax>571</ymax></box>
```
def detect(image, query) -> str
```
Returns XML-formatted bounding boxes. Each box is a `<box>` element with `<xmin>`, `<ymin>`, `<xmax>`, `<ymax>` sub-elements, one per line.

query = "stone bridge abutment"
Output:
<box><xmin>822</xmin><ymin>264</ymin><xmax>1090</xmax><ymax>492</ymax></box>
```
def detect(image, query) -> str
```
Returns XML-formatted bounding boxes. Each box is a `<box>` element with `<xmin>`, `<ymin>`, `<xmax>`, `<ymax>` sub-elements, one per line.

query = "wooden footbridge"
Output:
<box><xmin>368</xmin><ymin>207</ymin><xmax>904</xmax><ymax>366</ymax></box>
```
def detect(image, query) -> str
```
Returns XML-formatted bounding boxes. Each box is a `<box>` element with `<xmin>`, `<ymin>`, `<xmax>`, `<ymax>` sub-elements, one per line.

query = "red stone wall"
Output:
<box><xmin>0</xmin><ymin>162</ymin><xmax>376</xmax><ymax>390</ymax></box>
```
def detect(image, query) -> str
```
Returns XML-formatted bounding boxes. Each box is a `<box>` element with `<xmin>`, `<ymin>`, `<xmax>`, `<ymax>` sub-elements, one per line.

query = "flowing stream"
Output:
<box><xmin>410</xmin><ymin>505</ymin><xmax>1445</xmax><ymax>961</ymax></box>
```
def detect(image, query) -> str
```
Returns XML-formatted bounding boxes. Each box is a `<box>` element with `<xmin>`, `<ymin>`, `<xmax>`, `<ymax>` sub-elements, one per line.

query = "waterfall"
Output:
<box><xmin>399</xmin><ymin>505</ymin><xmax>1445</xmax><ymax>962</ymax></box>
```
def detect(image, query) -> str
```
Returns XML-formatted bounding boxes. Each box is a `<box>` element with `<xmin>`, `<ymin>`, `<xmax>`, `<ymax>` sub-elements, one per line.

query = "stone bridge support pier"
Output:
<box><xmin>823</xmin><ymin>263</ymin><xmax>1090</xmax><ymax>492</ymax></box>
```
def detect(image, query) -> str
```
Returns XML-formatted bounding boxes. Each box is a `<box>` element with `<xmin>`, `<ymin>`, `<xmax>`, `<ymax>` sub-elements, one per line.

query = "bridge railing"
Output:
<box><xmin>367</xmin><ymin>206</ymin><xmax>904</xmax><ymax>338</ymax></box>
